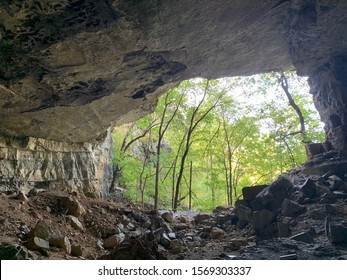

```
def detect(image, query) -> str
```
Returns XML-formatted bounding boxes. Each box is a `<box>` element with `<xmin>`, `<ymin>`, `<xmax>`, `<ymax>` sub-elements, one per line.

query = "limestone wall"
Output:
<box><xmin>0</xmin><ymin>130</ymin><xmax>113</xmax><ymax>197</ymax></box>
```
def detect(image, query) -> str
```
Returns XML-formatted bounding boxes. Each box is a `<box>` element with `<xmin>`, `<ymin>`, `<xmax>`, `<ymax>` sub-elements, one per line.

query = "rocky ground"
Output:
<box><xmin>1</xmin><ymin>152</ymin><xmax>347</xmax><ymax>260</ymax></box>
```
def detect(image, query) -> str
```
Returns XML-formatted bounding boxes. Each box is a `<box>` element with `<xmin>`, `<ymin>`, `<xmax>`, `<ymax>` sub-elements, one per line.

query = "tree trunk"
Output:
<box><xmin>189</xmin><ymin>160</ymin><xmax>193</xmax><ymax>210</ymax></box>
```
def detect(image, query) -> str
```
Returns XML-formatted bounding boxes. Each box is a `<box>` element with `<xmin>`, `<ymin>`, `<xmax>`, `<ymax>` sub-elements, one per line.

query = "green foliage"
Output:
<box><xmin>112</xmin><ymin>72</ymin><xmax>324</xmax><ymax>211</ymax></box>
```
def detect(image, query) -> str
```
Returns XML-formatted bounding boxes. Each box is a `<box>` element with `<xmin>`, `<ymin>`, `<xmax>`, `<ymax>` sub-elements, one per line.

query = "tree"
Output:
<box><xmin>173</xmin><ymin>79</ymin><xmax>224</xmax><ymax>210</ymax></box>
<box><xmin>153</xmin><ymin>89</ymin><xmax>184</xmax><ymax>210</ymax></box>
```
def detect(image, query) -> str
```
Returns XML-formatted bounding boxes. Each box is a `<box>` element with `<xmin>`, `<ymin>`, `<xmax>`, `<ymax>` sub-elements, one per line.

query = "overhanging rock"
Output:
<box><xmin>1</xmin><ymin>0</ymin><xmax>347</xmax><ymax>194</ymax></box>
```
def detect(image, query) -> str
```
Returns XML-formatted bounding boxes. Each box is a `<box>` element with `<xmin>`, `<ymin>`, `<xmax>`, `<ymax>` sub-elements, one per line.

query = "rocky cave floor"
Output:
<box><xmin>1</xmin><ymin>152</ymin><xmax>347</xmax><ymax>260</ymax></box>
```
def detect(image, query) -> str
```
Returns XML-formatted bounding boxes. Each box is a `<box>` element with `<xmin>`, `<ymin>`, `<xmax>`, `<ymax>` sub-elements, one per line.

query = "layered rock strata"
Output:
<box><xmin>0</xmin><ymin>130</ymin><xmax>112</xmax><ymax>196</ymax></box>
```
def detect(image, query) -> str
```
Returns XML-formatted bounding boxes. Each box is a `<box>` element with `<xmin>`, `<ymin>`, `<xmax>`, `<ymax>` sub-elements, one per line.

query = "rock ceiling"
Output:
<box><xmin>1</xmin><ymin>0</ymin><xmax>347</xmax><ymax>142</ymax></box>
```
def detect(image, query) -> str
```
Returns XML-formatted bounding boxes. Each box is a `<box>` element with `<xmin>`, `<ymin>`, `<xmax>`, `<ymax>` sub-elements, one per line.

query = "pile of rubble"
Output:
<box><xmin>1</xmin><ymin>152</ymin><xmax>347</xmax><ymax>260</ymax></box>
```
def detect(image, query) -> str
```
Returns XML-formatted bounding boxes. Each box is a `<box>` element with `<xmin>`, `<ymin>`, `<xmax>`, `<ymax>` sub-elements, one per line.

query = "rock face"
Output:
<box><xmin>1</xmin><ymin>0</ymin><xmax>347</xmax><ymax>193</ymax></box>
<box><xmin>0</xmin><ymin>130</ymin><xmax>112</xmax><ymax>196</ymax></box>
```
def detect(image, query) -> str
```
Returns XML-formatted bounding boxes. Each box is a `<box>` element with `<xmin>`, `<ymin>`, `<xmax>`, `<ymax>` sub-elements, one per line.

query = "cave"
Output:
<box><xmin>1</xmin><ymin>0</ymin><xmax>347</xmax><ymax>260</ymax></box>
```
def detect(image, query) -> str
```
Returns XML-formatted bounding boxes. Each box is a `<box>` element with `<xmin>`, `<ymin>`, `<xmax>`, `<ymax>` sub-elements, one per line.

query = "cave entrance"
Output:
<box><xmin>111</xmin><ymin>71</ymin><xmax>324</xmax><ymax>212</ymax></box>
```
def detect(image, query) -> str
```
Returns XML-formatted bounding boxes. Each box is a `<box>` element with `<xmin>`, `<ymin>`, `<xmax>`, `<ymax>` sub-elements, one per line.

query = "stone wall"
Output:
<box><xmin>308</xmin><ymin>54</ymin><xmax>347</xmax><ymax>151</ymax></box>
<box><xmin>0</xmin><ymin>129</ymin><xmax>113</xmax><ymax>197</ymax></box>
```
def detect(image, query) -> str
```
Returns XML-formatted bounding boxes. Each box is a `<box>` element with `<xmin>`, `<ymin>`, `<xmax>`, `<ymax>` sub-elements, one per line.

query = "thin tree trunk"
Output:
<box><xmin>189</xmin><ymin>160</ymin><xmax>193</xmax><ymax>210</ymax></box>
<box><xmin>154</xmin><ymin>91</ymin><xmax>184</xmax><ymax>210</ymax></box>
<box><xmin>172</xmin><ymin>159</ymin><xmax>176</xmax><ymax>209</ymax></box>
<box><xmin>280</xmin><ymin>73</ymin><xmax>309</xmax><ymax>145</ymax></box>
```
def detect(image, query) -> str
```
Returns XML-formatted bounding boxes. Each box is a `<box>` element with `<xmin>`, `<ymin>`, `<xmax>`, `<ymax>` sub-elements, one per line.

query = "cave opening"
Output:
<box><xmin>111</xmin><ymin>71</ymin><xmax>325</xmax><ymax>212</ymax></box>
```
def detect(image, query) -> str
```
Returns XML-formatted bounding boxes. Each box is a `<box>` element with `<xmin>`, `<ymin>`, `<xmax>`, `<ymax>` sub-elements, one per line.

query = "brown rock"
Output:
<box><xmin>213</xmin><ymin>205</ymin><xmax>232</xmax><ymax>213</ymax></box>
<box><xmin>169</xmin><ymin>239</ymin><xmax>182</xmax><ymax>254</ymax></box>
<box><xmin>210</xmin><ymin>227</ymin><xmax>225</xmax><ymax>239</ymax></box>
<box><xmin>60</xmin><ymin>196</ymin><xmax>86</xmax><ymax>217</ymax></box>
<box><xmin>49</xmin><ymin>235</ymin><xmax>71</xmax><ymax>254</ymax></box>
<box><xmin>71</xmin><ymin>244</ymin><xmax>83</xmax><ymax>257</ymax></box>
<box><xmin>66</xmin><ymin>215</ymin><xmax>84</xmax><ymax>231</ymax></box>
<box><xmin>27</xmin><ymin>237</ymin><xmax>50</xmax><ymax>251</ymax></box>
<box><xmin>104</xmin><ymin>233</ymin><xmax>126</xmax><ymax>249</ymax></box>
<box><xmin>29</xmin><ymin>219</ymin><xmax>53</xmax><ymax>240</ymax></box>
<box><xmin>227</xmin><ymin>238</ymin><xmax>249</xmax><ymax>251</ymax></box>
<box><xmin>195</xmin><ymin>213</ymin><xmax>212</xmax><ymax>224</ymax></box>
<box><xmin>161</xmin><ymin>211</ymin><xmax>174</xmax><ymax>223</ymax></box>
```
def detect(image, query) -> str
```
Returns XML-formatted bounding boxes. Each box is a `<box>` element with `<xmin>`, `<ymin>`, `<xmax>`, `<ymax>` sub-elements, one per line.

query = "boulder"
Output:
<box><xmin>249</xmin><ymin>199</ymin><xmax>264</xmax><ymax>211</ymax></box>
<box><xmin>210</xmin><ymin>227</ymin><xmax>225</xmax><ymax>239</ymax></box>
<box><xmin>104</xmin><ymin>233</ymin><xmax>126</xmax><ymax>249</ymax></box>
<box><xmin>326</xmin><ymin>218</ymin><xmax>347</xmax><ymax>244</ymax></box>
<box><xmin>277</xmin><ymin>221</ymin><xmax>290</xmax><ymax>237</ymax></box>
<box><xmin>216</xmin><ymin>214</ymin><xmax>232</xmax><ymax>225</ymax></box>
<box><xmin>281</xmin><ymin>199</ymin><xmax>306</xmax><ymax>217</ymax></box>
<box><xmin>67</xmin><ymin>215</ymin><xmax>84</xmax><ymax>231</ymax></box>
<box><xmin>268</xmin><ymin>178</ymin><xmax>291</xmax><ymax>206</ymax></box>
<box><xmin>295</xmin><ymin>179</ymin><xmax>317</xmax><ymax>199</ymax></box>
<box><xmin>328</xmin><ymin>175</ymin><xmax>347</xmax><ymax>192</ymax></box>
<box><xmin>60</xmin><ymin>196</ymin><xmax>86</xmax><ymax>217</ymax></box>
<box><xmin>252</xmin><ymin>209</ymin><xmax>274</xmax><ymax>230</ymax></box>
<box><xmin>128</xmin><ymin>228</ymin><xmax>142</xmax><ymax>238</ymax></box>
<box><xmin>213</xmin><ymin>205</ymin><xmax>232</xmax><ymax>213</ymax></box>
<box><xmin>195</xmin><ymin>213</ymin><xmax>212</xmax><ymax>224</ymax></box>
<box><xmin>169</xmin><ymin>239</ymin><xmax>182</xmax><ymax>254</ymax></box>
<box><xmin>126</xmin><ymin>222</ymin><xmax>136</xmax><ymax>231</ymax></box>
<box><xmin>49</xmin><ymin>235</ymin><xmax>71</xmax><ymax>254</ymax></box>
<box><xmin>255</xmin><ymin>178</ymin><xmax>291</xmax><ymax>210</ymax></box>
<box><xmin>227</xmin><ymin>238</ymin><xmax>249</xmax><ymax>251</ymax></box>
<box><xmin>161</xmin><ymin>211</ymin><xmax>174</xmax><ymax>223</ymax></box>
<box><xmin>242</xmin><ymin>185</ymin><xmax>268</xmax><ymax>202</ymax></box>
<box><xmin>29</xmin><ymin>219</ymin><xmax>53</xmax><ymax>240</ymax></box>
<box><xmin>112</xmin><ymin>223</ymin><xmax>124</xmax><ymax>234</ymax></box>
<box><xmin>255</xmin><ymin>187</ymin><xmax>274</xmax><ymax>207</ymax></box>
<box><xmin>160</xmin><ymin>233</ymin><xmax>171</xmax><ymax>249</ymax></box>
<box><xmin>235</xmin><ymin>205</ymin><xmax>253</xmax><ymax>223</ymax></box>
<box><xmin>27</xmin><ymin>237</ymin><xmax>50</xmax><ymax>251</ymax></box>
<box><xmin>153</xmin><ymin>226</ymin><xmax>165</xmax><ymax>236</ymax></box>
<box><xmin>71</xmin><ymin>244</ymin><xmax>83</xmax><ymax>257</ymax></box>
<box><xmin>168</xmin><ymin>233</ymin><xmax>177</xmax><ymax>240</ymax></box>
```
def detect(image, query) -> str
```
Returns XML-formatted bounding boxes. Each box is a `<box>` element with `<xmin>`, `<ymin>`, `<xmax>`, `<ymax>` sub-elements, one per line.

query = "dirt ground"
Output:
<box><xmin>1</xmin><ymin>188</ymin><xmax>347</xmax><ymax>260</ymax></box>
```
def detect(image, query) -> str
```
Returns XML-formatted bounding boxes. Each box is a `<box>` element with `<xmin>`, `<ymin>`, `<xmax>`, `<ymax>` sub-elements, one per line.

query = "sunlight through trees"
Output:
<box><xmin>111</xmin><ymin>72</ymin><xmax>324</xmax><ymax>211</ymax></box>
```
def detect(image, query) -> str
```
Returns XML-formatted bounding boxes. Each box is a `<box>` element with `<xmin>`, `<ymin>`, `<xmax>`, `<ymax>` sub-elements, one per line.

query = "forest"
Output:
<box><xmin>111</xmin><ymin>71</ymin><xmax>324</xmax><ymax>211</ymax></box>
